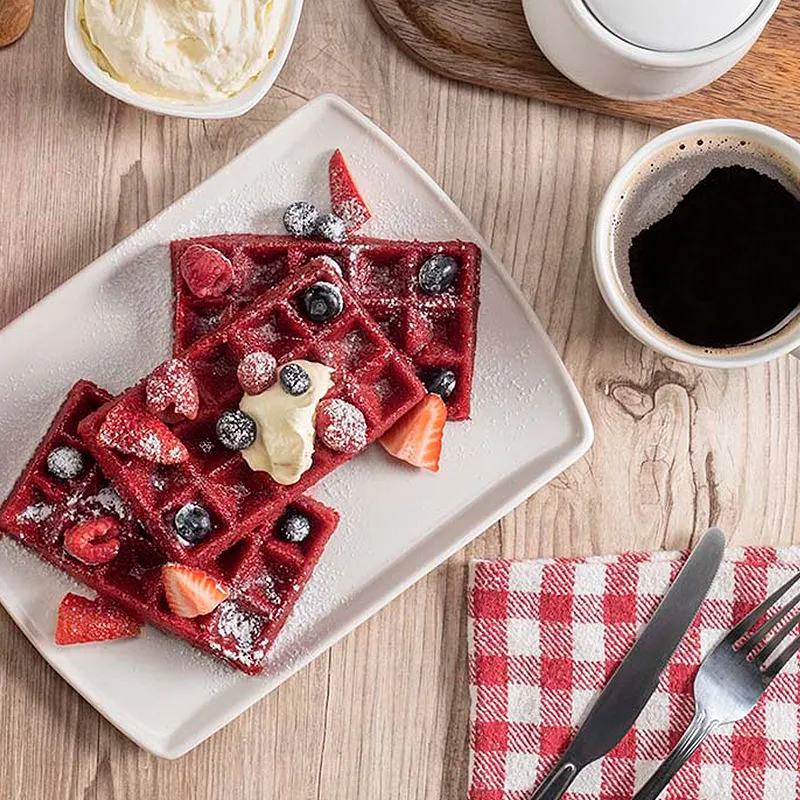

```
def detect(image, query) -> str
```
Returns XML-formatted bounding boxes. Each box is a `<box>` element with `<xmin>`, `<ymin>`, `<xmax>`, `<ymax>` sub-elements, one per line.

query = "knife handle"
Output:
<box><xmin>529</xmin><ymin>757</ymin><xmax>581</xmax><ymax>800</ymax></box>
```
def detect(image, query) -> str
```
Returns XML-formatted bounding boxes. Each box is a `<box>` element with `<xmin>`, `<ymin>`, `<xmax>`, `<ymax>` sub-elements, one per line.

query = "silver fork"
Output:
<box><xmin>632</xmin><ymin>571</ymin><xmax>800</xmax><ymax>800</ymax></box>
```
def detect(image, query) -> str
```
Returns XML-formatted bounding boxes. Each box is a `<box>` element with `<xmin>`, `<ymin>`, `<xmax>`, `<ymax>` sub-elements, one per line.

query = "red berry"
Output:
<box><xmin>99</xmin><ymin>402</ymin><xmax>189</xmax><ymax>464</ymax></box>
<box><xmin>237</xmin><ymin>351</ymin><xmax>277</xmax><ymax>395</ymax></box>
<box><xmin>329</xmin><ymin>149</ymin><xmax>371</xmax><ymax>232</ymax></box>
<box><xmin>146</xmin><ymin>359</ymin><xmax>199</xmax><ymax>420</ymax></box>
<box><xmin>316</xmin><ymin>398</ymin><xmax>367</xmax><ymax>454</ymax></box>
<box><xmin>63</xmin><ymin>517</ymin><xmax>121</xmax><ymax>565</ymax></box>
<box><xmin>55</xmin><ymin>593</ymin><xmax>141</xmax><ymax>645</ymax></box>
<box><xmin>379</xmin><ymin>394</ymin><xmax>446</xmax><ymax>472</ymax></box>
<box><xmin>179</xmin><ymin>244</ymin><xmax>233</xmax><ymax>298</ymax></box>
<box><xmin>162</xmin><ymin>563</ymin><xmax>229</xmax><ymax>618</ymax></box>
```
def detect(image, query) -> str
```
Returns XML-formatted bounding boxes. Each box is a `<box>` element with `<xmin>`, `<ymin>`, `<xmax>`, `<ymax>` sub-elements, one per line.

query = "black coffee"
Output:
<box><xmin>628</xmin><ymin>165</ymin><xmax>800</xmax><ymax>348</ymax></box>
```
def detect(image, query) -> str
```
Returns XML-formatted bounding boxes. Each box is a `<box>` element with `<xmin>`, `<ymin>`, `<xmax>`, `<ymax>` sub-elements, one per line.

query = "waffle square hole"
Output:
<box><xmin>236</xmin><ymin>306</ymin><xmax>309</xmax><ymax>360</ymax></box>
<box><xmin>175</xmin><ymin>418</ymin><xmax>231</xmax><ymax>473</ymax></box>
<box><xmin>372</xmin><ymin>367</ymin><xmax>412</xmax><ymax>419</ymax></box>
<box><xmin>239</xmin><ymin>552</ymin><xmax>300</xmax><ymax>618</ymax></box>
<box><xmin>209</xmin><ymin>459</ymin><xmax>283</xmax><ymax>522</ymax></box>
<box><xmin>184</xmin><ymin>300</ymin><xmax>227</xmax><ymax>343</ymax></box>
<box><xmin>339</xmin><ymin>323</ymin><xmax>381</xmax><ymax>372</ymax></box>
<box><xmin>11</xmin><ymin>485</ymin><xmax>58</xmax><ymax>533</ymax></box>
<box><xmin>367</xmin><ymin>305</ymin><xmax>404</xmax><ymax>350</ymax></box>
<box><xmin>237</xmin><ymin>249</ymin><xmax>289</xmax><ymax>297</ymax></box>
<box><xmin>429</xmin><ymin>308</ymin><xmax>466</xmax><ymax>355</ymax></box>
<box><xmin>352</xmin><ymin>252</ymin><xmax>410</xmax><ymax>295</ymax></box>
<box><xmin>104</xmin><ymin>536</ymin><xmax>165</xmax><ymax>601</ymax></box>
<box><xmin>192</xmin><ymin>342</ymin><xmax>240</xmax><ymax>406</ymax></box>
<box><xmin>148</xmin><ymin>464</ymin><xmax>194</xmax><ymax>505</ymax></box>
<box><xmin>214</xmin><ymin>538</ymin><xmax>253</xmax><ymax>582</ymax></box>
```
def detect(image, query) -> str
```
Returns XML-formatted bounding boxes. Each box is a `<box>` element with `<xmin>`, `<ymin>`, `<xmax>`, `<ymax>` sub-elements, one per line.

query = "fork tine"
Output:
<box><xmin>743</xmin><ymin>591</ymin><xmax>800</xmax><ymax>656</ymax></box>
<box><xmin>756</xmin><ymin>607</ymin><xmax>800</xmax><ymax>663</ymax></box>
<box><xmin>727</xmin><ymin>573</ymin><xmax>800</xmax><ymax>643</ymax></box>
<box><xmin>764</xmin><ymin>632</ymin><xmax>800</xmax><ymax>678</ymax></box>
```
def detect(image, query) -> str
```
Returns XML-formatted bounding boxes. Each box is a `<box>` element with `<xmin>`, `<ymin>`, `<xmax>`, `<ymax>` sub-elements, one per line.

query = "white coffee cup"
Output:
<box><xmin>593</xmin><ymin>119</ymin><xmax>800</xmax><ymax>369</ymax></box>
<box><xmin>522</xmin><ymin>0</ymin><xmax>780</xmax><ymax>101</ymax></box>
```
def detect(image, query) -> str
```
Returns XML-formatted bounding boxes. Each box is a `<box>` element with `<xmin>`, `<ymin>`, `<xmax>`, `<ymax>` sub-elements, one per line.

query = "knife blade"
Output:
<box><xmin>529</xmin><ymin>527</ymin><xmax>726</xmax><ymax>800</ymax></box>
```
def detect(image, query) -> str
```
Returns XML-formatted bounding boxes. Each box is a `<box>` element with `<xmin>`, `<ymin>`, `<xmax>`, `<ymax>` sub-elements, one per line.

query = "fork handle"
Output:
<box><xmin>632</xmin><ymin>711</ymin><xmax>719</xmax><ymax>800</ymax></box>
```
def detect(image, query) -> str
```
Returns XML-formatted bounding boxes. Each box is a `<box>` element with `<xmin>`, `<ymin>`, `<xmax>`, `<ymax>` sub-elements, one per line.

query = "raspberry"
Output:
<box><xmin>237</xmin><ymin>351</ymin><xmax>277</xmax><ymax>395</ymax></box>
<box><xmin>63</xmin><ymin>517</ymin><xmax>121</xmax><ymax>565</ymax></box>
<box><xmin>146</xmin><ymin>359</ymin><xmax>199</xmax><ymax>420</ymax></box>
<box><xmin>316</xmin><ymin>398</ymin><xmax>367</xmax><ymax>454</ymax></box>
<box><xmin>179</xmin><ymin>244</ymin><xmax>233</xmax><ymax>298</ymax></box>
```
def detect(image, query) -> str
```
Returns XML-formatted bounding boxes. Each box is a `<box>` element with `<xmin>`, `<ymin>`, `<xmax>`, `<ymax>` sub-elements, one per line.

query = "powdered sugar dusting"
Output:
<box><xmin>17</xmin><ymin>502</ymin><xmax>53</xmax><ymax>524</ymax></box>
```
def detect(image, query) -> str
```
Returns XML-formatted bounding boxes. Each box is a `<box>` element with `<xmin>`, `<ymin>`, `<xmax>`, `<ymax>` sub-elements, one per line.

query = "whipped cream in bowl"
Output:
<box><xmin>64</xmin><ymin>0</ymin><xmax>300</xmax><ymax>117</ymax></box>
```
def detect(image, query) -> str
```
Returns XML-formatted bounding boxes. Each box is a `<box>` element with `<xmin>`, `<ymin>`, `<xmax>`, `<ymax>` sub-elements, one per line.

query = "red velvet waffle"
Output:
<box><xmin>171</xmin><ymin>234</ymin><xmax>481</xmax><ymax>420</ymax></box>
<box><xmin>0</xmin><ymin>381</ymin><xmax>339</xmax><ymax>674</ymax></box>
<box><xmin>79</xmin><ymin>261</ymin><xmax>425</xmax><ymax>567</ymax></box>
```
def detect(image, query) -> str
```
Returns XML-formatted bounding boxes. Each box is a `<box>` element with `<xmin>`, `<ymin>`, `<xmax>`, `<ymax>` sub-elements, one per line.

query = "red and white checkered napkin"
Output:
<box><xmin>468</xmin><ymin>547</ymin><xmax>800</xmax><ymax>800</ymax></box>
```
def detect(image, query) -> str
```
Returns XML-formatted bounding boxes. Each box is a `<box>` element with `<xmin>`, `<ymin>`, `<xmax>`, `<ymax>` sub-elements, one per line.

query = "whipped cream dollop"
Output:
<box><xmin>79</xmin><ymin>0</ymin><xmax>288</xmax><ymax>102</ymax></box>
<box><xmin>239</xmin><ymin>360</ymin><xmax>334</xmax><ymax>485</ymax></box>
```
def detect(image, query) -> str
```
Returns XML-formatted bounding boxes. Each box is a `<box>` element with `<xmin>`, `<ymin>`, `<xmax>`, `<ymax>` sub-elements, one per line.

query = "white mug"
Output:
<box><xmin>593</xmin><ymin>119</ymin><xmax>800</xmax><ymax>369</ymax></box>
<box><xmin>522</xmin><ymin>0</ymin><xmax>780</xmax><ymax>101</ymax></box>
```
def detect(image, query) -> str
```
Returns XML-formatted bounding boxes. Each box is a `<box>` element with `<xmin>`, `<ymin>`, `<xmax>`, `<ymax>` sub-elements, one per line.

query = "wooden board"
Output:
<box><xmin>366</xmin><ymin>0</ymin><xmax>800</xmax><ymax>136</ymax></box>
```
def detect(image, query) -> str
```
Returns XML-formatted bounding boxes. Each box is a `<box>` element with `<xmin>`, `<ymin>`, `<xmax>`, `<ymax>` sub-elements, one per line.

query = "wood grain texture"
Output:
<box><xmin>1</xmin><ymin>0</ymin><xmax>800</xmax><ymax>797</ymax></box>
<box><xmin>365</xmin><ymin>0</ymin><xmax>800</xmax><ymax>137</ymax></box>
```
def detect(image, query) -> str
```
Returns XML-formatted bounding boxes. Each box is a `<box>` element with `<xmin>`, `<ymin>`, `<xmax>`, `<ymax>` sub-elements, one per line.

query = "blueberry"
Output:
<box><xmin>46</xmin><ymin>446</ymin><xmax>84</xmax><ymax>480</ymax></box>
<box><xmin>174</xmin><ymin>502</ymin><xmax>212</xmax><ymax>544</ymax></box>
<box><xmin>283</xmin><ymin>202</ymin><xmax>319</xmax><ymax>238</ymax></box>
<box><xmin>422</xmin><ymin>368</ymin><xmax>457</xmax><ymax>400</ymax></box>
<box><xmin>277</xmin><ymin>511</ymin><xmax>311</xmax><ymax>543</ymax></box>
<box><xmin>216</xmin><ymin>410</ymin><xmax>257</xmax><ymax>450</ymax></box>
<box><xmin>314</xmin><ymin>213</ymin><xmax>347</xmax><ymax>243</ymax></box>
<box><xmin>418</xmin><ymin>255</ymin><xmax>459</xmax><ymax>294</ymax></box>
<box><xmin>300</xmin><ymin>281</ymin><xmax>344</xmax><ymax>323</ymax></box>
<box><xmin>280</xmin><ymin>363</ymin><xmax>311</xmax><ymax>396</ymax></box>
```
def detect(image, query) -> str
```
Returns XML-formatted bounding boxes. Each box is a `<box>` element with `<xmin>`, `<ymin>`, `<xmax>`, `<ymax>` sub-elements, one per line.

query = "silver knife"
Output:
<box><xmin>529</xmin><ymin>527</ymin><xmax>725</xmax><ymax>800</ymax></box>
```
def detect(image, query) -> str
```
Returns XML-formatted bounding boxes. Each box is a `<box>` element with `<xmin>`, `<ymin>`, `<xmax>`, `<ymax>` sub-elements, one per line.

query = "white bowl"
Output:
<box><xmin>522</xmin><ymin>0</ymin><xmax>780</xmax><ymax>101</ymax></box>
<box><xmin>63</xmin><ymin>0</ymin><xmax>302</xmax><ymax>118</ymax></box>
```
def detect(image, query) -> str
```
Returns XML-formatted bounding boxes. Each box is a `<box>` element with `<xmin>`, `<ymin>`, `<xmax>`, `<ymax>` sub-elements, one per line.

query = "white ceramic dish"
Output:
<box><xmin>0</xmin><ymin>95</ymin><xmax>592</xmax><ymax>758</ymax></box>
<box><xmin>522</xmin><ymin>0</ymin><xmax>779</xmax><ymax>101</ymax></box>
<box><xmin>63</xmin><ymin>0</ymin><xmax>302</xmax><ymax>118</ymax></box>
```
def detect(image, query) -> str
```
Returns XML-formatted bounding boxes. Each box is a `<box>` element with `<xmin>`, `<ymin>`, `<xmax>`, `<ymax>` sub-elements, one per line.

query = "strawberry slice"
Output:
<box><xmin>329</xmin><ymin>149</ymin><xmax>371</xmax><ymax>232</ymax></box>
<box><xmin>162</xmin><ymin>563</ymin><xmax>229</xmax><ymax>618</ymax></box>
<box><xmin>146</xmin><ymin>359</ymin><xmax>199</xmax><ymax>420</ymax></box>
<box><xmin>63</xmin><ymin>517</ymin><xmax>120</xmax><ymax>565</ymax></box>
<box><xmin>99</xmin><ymin>402</ymin><xmax>189</xmax><ymax>464</ymax></box>
<box><xmin>55</xmin><ymin>593</ymin><xmax>141</xmax><ymax>645</ymax></box>
<box><xmin>179</xmin><ymin>244</ymin><xmax>234</xmax><ymax>298</ymax></box>
<box><xmin>379</xmin><ymin>394</ymin><xmax>446</xmax><ymax>472</ymax></box>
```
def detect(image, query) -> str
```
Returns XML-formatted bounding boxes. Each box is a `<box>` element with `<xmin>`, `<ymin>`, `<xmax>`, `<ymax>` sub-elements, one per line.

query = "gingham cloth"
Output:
<box><xmin>468</xmin><ymin>547</ymin><xmax>800</xmax><ymax>800</ymax></box>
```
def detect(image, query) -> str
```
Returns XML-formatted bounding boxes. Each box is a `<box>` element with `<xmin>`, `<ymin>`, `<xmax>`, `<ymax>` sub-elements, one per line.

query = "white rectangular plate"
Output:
<box><xmin>0</xmin><ymin>95</ymin><xmax>592</xmax><ymax>758</ymax></box>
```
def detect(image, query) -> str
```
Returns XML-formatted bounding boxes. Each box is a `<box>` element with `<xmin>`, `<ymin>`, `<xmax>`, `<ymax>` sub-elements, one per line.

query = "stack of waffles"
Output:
<box><xmin>0</xmin><ymin>152</ymin><xmax>481</xmax><ymax>674</ymax></box>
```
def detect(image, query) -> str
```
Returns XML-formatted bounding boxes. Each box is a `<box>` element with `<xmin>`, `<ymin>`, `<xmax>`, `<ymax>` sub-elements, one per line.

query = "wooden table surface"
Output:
<box><xmin>2</xmin><ymin>0</ymin><xmax>800</xmax><ymax>797</ymax></box>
